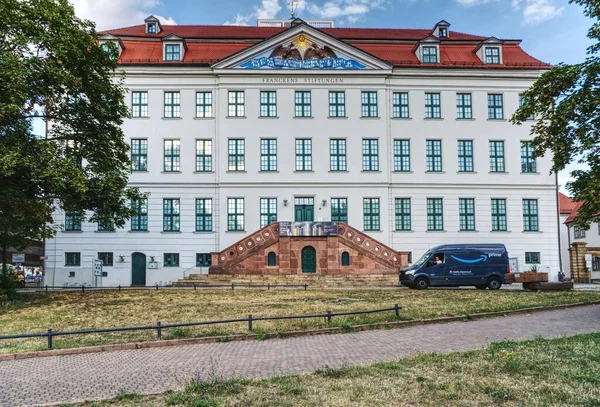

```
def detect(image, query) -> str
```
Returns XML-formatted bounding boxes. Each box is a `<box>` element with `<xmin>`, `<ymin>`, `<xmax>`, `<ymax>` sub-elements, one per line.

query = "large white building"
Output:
<box><xmin>44</xmin><ymin>17</ymin><xmax>562</xmax><ymax>286</ymax></box>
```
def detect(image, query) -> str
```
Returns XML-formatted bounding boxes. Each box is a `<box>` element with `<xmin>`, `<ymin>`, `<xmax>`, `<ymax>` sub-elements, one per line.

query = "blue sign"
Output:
<box><xmin>240</xmin><ymin>56</ymin><xmax>366</xmax><ymax>70</ymax></box>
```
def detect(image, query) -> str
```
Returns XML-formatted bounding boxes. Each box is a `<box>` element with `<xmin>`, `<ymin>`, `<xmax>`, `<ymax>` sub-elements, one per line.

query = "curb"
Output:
<box><xmin>1</xmin><ymin>300</ymin><xmax>599</xmax><ymax>362</ymax></box>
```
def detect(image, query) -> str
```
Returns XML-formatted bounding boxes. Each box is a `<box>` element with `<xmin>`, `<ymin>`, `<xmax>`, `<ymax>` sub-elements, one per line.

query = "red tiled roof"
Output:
<box><xmin>559</xmin><ymin>192</ymin><xmax>577</xmax><ymax>215</ymax></box>
<box><xmin>120</xmin><ymin>41</ymin><xmax>252</xmax><ymax>64</ymax></box>
<box><xmin>565</xmin><ymin>201</ymin><xmax>600</xmax><ymax>224</ymax></box>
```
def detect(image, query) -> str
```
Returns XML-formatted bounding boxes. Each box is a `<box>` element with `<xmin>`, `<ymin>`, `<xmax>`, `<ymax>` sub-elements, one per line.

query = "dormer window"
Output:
<box><xmin>438</xmin><ymin>27</ymin><xmax>448</xmax><ymax>38</ymax></box>
<box><xmin>147</xmin><ymin>23</ymin><xmax>157</xmax><ymax>34</ymax></box>
<box><xmin>423</xmin><ymin>46</ymin><xmax>438</xmax><ymax>63</ymax></box>
<box><xmin>165</xmin><ymin>44</ymin><xmax>181</xmax><ymax>61</ymax></box>
<box><xmin>485</xmin><ymin>47</ymin><xmax>501</xmax><ymax>64</ymax></box>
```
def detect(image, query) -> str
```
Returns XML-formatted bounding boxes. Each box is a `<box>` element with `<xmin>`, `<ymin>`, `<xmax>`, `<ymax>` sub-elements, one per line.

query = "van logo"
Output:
<box><xmin>450</xmin><ymin>255</ymin><xmax>488</xmax><ymax>264</ymax></box>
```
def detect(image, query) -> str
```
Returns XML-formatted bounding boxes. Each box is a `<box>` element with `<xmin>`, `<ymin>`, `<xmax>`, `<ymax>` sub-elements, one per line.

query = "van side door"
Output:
<box><xmin>447</xmin><ymin>250</ymin><xmax>480</xmax><ymax>286</ymax></box>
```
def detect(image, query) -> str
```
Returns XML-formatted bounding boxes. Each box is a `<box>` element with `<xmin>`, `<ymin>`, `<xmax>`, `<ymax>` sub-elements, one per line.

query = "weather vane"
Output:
<box><xmin>289</xmin><ymin>1</ymin><xmax>299</xmax><ymax>18</ymax></box>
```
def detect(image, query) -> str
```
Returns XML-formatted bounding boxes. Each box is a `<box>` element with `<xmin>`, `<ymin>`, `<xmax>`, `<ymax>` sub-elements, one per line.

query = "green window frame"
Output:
<box><xmin>228</xmin><ymin>139</ymin><xmax>245</xmax><ymax>171</ymax></box>
<box><xmin>525</xmin><ymin>252</ymin><xmax>540</xmax><ymax>264</ymax></box>
<box><xmin>131</xmin><ymin>139</ymin><xmax>148</xmax><ymax>172</ymax></box>
<box><xmin>363</xmin><ymin>198</ymin><xmax>380</xmax><ymax>231</ymax></box>
<box><xmin>521</xmin><ymin>141</ymin><xmax>537</xmax><ymax>173</ymax></box>
<box><xmin>427</xmin><ymin>198</ymin><xmax>444</xmax><ymax>231</ymax></box>
<box><xmin>196</xmin><ymin>140</ymin><xmax>212</xmax><ymax>172</ymax></box>
<box><xmin>195</xmin><ymin>198</ymin><xmax>212</xmax><ymax>232</ymax></box>
<box><xmin>519</xmin><ymin>96</ymin><xmax>535</xmax><ymax>120</ymax></box>
<box><xmin>260</xmin><ymin>139</ymin><xmax>277</xmax><ymax>172</ymax></box>
<box><xmin>329</xmin><ymin>139</ymin><xmax>347</xmax><ymax>171</ymax></box>
<box><xmin>295</xmin><ymin>91</ymin><xmax>311</xmax><ymax>117</ymax></box>
<box><xmin>523</xmin><ymin>199</ymin><xmax>539</xmax><ymax>232</ymax></box>
<box><xmin>456</xmin><ymin>93</ymin><xmax>472</xmax><ymax>119</ymax></box>
<box><xmin>131</xmin><ymin>91</ymin><xmax>148</xmax><ymax>118</ymax></box>
<box><xmin>458</xmin><ymin>140</ymin><xmax>474</xmax><ymax>172</ymax></box>
<box><xmin>459</xmin><ymin>198</ymin><xmax>476</xmax><ymax>231</ymax></box>
<box><xmin>163</xmin><ymin>91</ymin><xmax>180</xmax><ymax>118</ymax></box>
<box><xmin>491</xmin><ymin>199</ymin><xmax>507</xmax><ymax>231</ymax></box>
<box><xmin>361</xmin><ymin>91</ymin><xmax>378</xmax><ymax>117</ymax></box>
<box><xmin>228</xmin><ymin>91</ymin><xmax>245</xmax><ymax>117</ymax></box>
<box><xmin>163</xmin><ymin>140</ymin><xmax>180</xmax><ymax>172</ymax></box>
<box><xmin>65</xmin><ymin>252</ymin><xmax>81</xmax><ymax>266</ymax></box>
<box><xmin>164</xmin><ymin>44</ymin><xmax>181</xmax><ymax>61</ymax></box>
<box><xmin>295</xmin><ymin>139</ymin><xmax>312</xmax><ymax>171</ymax></box>
<box><xmin>164</xmin><ymin>253</ymin><xmax>179</xmax><ymax>267</ymax></box>
<box><xmin>426</xmin><ymin>140</ymin><xmax>442</xmax><ymax>172</ymax></box>
<box><xmin>393</xmin><ymin>92</ymin><xmax>409</xmax><ymax>118</ymax></box>
<box><xmin>227</xmin><ymin>198</ymin><xmax>244</xmax><ymax>231</ymax></box>
<box><xmin>163</xmin><ymin>199</ymin><xmax>180</xmax><ymax>232</ymax></box>
<box><xmin>65</xmin><ymin>210</ymin><xmax>81</xmax><ymax>231</ymax></box>
<box><xmin>329</xmin><ymin>91</ymin><xmax>346</xmax><ymax>117</ymax></box>
<box><xmin>395</xmin><ymin>198</ymin><xmax>411</xmax><ymax>231</ymax></box>
<box><xmin>393</xmin><ymin>139</ymin><xmax>410</xmax><ymax>172</ymax></box>
<box><xmin>488</xmin><ymin>94</ymin><xmax>504</xmax><ymax>119</ymax></box>
<box><xmin>422</xmin><ymin>46</ymin><xmax>438</xmax><ymax>63</ymax></box>
<box><xmin>267</xmin><ymin>252</ymin><xmax>277</xmax><ymax>267</ymax></box>
<box><xmin>425</xmin><ymin>93</ymin><xmax>441</xmax><ymax>118</ymax></box>
<box><xmin>196</xmin><ymin>253</ymin><xmax>211</xmax><ymax>267</ymax></box>
<box><xmin>260</xmin><ymin>91</ymin><xmax>277</xmax><ymax>117</ymax></box>
<box><xmin>331</xmin><ymin>198</ymin><xmax>348</xmax><ymax>223</ymax></box>
<box><xmin>131</xmin><ymin>198</ymin><xmax>148</xmax><ymax>231</ymax></box>
<box><xmin>260</xmin><ymin>198</ymin><xmax>277</xmax><ymax>228</ymax></box>
<box><xmin>489</xmin><ymin>141</ymin><xmax>505</xmax><ymax>172</ymax></box>
<box><xmin>196</xmin><ymin>92</ymin><xmax>213</xmax><ymax>118</ymax></box>
<box><xmin>362</xmin><ymin>139</ymin><xmax>379</xmax><ymax>171</ymax></box>
<box><xmin>98</xmin><ymin>252</ymin><xmax>113</xmax><ymax>267</ymax></box>
<box><xmin>485</xmin><ymin>47</ymin><xmax>501</xmax><ymax>64</ymax></box>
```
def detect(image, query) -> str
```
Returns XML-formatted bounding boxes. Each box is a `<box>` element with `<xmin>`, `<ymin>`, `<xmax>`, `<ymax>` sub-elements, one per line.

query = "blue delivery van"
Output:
<box><xmin>399</xmin><ymin>244</ymin><xmax>510</xmax><ymax>290</ymax></box>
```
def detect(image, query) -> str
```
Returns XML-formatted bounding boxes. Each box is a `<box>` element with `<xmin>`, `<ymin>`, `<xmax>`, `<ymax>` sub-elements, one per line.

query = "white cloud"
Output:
<box><xmin>455</xmin><ymin>0</ymin><xmax>497</xmax><ymax>5</ymax></box>
<box><xmin>70</xmin><ymin>0</ymin><xmax>176</xmax><ymax>31</ymax></box>
<box><xmin>455</xmin><ymin>0</ymin><xmax>563</xmax><ymax>25</ymax></box>
<box><xmin>224</xmin><ymin>0</ymin><xmax>282</xmax><ymax>26</ymax></box>
<box><xmin>307</xmin><ymin>0</ymin><xmax>385</xmax><ymax>21</ymax></box>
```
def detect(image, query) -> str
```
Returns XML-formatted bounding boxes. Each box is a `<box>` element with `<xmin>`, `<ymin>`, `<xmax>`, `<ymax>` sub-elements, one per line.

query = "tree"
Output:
<box><xmin>0</xmin><ymin>0</ymin><xmax>143</xmax><ymax>297</ymax></box>
<box><xmin>512</xmin><ymin>0</ymin><xmax>600</xmax><ymax>229</ymax></box>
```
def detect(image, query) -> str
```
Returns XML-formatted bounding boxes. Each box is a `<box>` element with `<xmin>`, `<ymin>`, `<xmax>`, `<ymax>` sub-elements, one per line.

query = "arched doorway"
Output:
<box><xmin>131</xmin><ymin>252</ymin><xmax>146</xmax><ymax>286</ymax></box>
<box><xmin>301</xmin><ymin>246</ymin><xmax>316</xmax><ymax>273</ymax></box>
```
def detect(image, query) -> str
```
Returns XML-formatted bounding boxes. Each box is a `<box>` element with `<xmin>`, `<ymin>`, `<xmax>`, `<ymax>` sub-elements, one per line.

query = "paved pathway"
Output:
<box><xmin>1</xmin><ymin>305</ymin><xmax>599</xmax><ymax>407</ymax></box>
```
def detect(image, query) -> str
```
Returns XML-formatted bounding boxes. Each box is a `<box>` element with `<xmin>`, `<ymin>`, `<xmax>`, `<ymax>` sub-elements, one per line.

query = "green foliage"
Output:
<box><xmin>511</xmin><ymin>0</ymin><xmax>600</xmax><ymax>228</ymax></box>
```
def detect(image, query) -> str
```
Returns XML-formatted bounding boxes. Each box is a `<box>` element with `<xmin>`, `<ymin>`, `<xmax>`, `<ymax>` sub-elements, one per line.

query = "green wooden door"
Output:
<box><xmin>295</xmin><ymin>205</ymin><xmax>314</xmax><ymax>222</ymax></box>
<box><xmin>131</xmin><ymin>252</ymin><xmax>146</xmax><ymax>286</ymax></box>
<box><xmin>301</xmin><ymin>246</ymin><xmax>316</xmax><ymax>273</ymax></box>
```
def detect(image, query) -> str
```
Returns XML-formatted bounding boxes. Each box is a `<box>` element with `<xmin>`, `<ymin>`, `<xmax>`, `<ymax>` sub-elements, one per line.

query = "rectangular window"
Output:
<box><xmin>426</xmin><ymin>140</ymin><xmax>442</xmax><ymax>172</ymax></box>
<box><xmin>592</xmin><ymin>256</ymin><xmax>600</xmax><ymax>271</ymax></box>
<box><xmin>329</xmin><ymin>91</ymin><xmax>346</xmax><ymax>117</ymax></box>
<box><xmin>65</xmin><ymin>211</ymin><xmax>81</xmax><ymax>231</ymax></box>
<box><xmin>195</xmin><ymin>140</ymin><xmax>212</xmax><ymax>172</ymax></box>
<box><xmin>131</xmin><ymin>139</ymin><xmax>148</xmax><ymax>172</ymax></box>
<box><xmin>525</xmin><ymin>252</ymin><xmax>540</xmax><ymax>264</ymax></box>
<box><xmin>427</xmin><ymin>198</ymin><xmax>444</xmax><ymax>231</ymax></box>
<box><xmin>227</xmin><ymin>198</ymin><xmax>244</xmax><ymax>231</ymax></box>
<box><xmin>331</xmin><ymin>198</ymin><xmax>348</xmax><ymax>223</ymax></box>
<box><xmin>521</xmin><ymin>141</ymin><xmax>537</xmax><ymax>173</ymax></box>
<box><xmin>329</xmin><ymin>139</ymin><xmax>347</xmax><ymax>171</ymax></box>
<box><xmin>456</xmin><ymin>93</ymin><xmax>472</xmax><ymax>119</ymax></box>
<box><xmin>295</xmin><ymin>139</ymin><xmax>312</xmax><ymax>171</ymax></box>
<box><xmin>395</xmin><ymin>198</ymin><xmax>411</xmax><ymax>231</ymax></box>
<box><xmin>131</xmin><ymin>91</ymin><xmax>148</xmax><ymax>118</ymax></box>
<box><xmin>131</xmin><ymin>199</ymin><xmax>148</xmax><ymax>231</ymax></box>
<box><xmin>196</xmin><ymin>253</ymin><xmax>211</xmax><ymax>267</ymax></box>
<box><xmin>457</xmin><ymin>140</ymin><xmax>474</xmax><ymax>172</ymax></box>
<box><xmin>163</xmin><ymin>199</ymin><xmax>180</xmax><ymax>232</ymax></box>
<box><xmin>459</xmin><ymin>198</ymin><xmax>476</xmax><ymax>231</ymax></box>
<box><xmin>489</xmin><ymin>141</ymin><xmax>505</xmax><ymax>172</ymax></box>
<box><xmin>485</xmin><ymin>47</ymin><xmax>501</xmax><ymax>64</ymax></box>
<box><xmin>228</xmin><ymin>139</ymin><xmax>245</xmax><ymax>171</ymax></box>
<box><xmin>519</xmin><ymin>96</ymin><xmax>535</xmax><ymax>120</ymax></box>
<box><xmin>425</xmin><ymin>93</ymin><xmax>441</xmax><ymax>119</ymax></box>
<box><xmin>422</xmin><ymin>46</ymin><xmax>438</xmax><ymax>63</ymax></box>
<box><xmin>260</xmin><ymin>139</ymin><xmax>277</xmax><ymax>172</ymax></box>
<box><xmin>523</xmin><ymin>199</ymin><xmax>539</xmax><ymax>232</ymax></box>
<box><xmin>393</xmin><ymin>139</ymin><xmax>411</xmax><ymax>172</ymax></box>
<box><xmin>295</xmin><ymin>91</ymin><xmax>311</xmax><ymax>117</ymax></box>
<box><xmin>260</xmin><ymin>91</ymin><xmax>277</xmax><ymax>117</ymax></box>
<box><xmin>163</xmin><ymin>140</ymin><xmax>180</xmax><ymax>172</ymax></box>
<box><xmin>195</xmin><ymin>198</ymin><xmax>212</xmax><ymax>232</ymax></box>
<box><xmin>98</xmin><ymin>252</ymin><xmax>113</xmax><ymax>267</ymax></box>
<box><xmin>392</xmin><ymin>92</ymin><xmax>409</xmax><ymax>118</ymax></box>
<box><xmin>163</xmin><ymin>91</ymin><xmax>180</xmax><ymax>118</ymax></box>
<box><xmin>488</xmin><ymin>94</ymin><xmax>504</xmax><ymax>120</ymax></box>
<box><xmin>574</xmin><ymin>227</ymin><xmax>586</xmax><ymax>239</ymax></box>
<box><xmin>363</xmin><ymin>198</ymin><xmax>380</xmax><ymax>231</ymax></box>
<box><xmin>228</xmin><ymin>91</ymin><xmax>245</xmax><ymax>117</ymax></box>
<box><xmin>164</xmin><ymin>44</ymin><xmax>181</xmax><ymax>61</ymax></box>
<box><xmin>196</xmin><ymin>92</ymin><xmax>213</xmax><ymax>118</ymax></box>
<box><xmin>65</xmin><ymin>252</ymin><xmax>81</xmax><ymax>266</ymax></box>
<box><xmin>361</xmin><ymin>91</ymin><xmax>378</xmax><ymax>117</ymax></box>
<box><xmin>362</xmin><ymin>139</ymin><xmax>379</xmax><ymax>171</ymax></box>
<box><xmin>164</xmin><ymin>253</ymin><xmax>180</xmax><ymax>267</ymax></box>
<box><xmin>491</xmin><ymin>199</ymin><xmax>507</xmax><ymax>231</ymax></box>
<box><xmin>260</xmin><ymin>198</ymin><xmax>277</xmax><ymax>228</ymax></box>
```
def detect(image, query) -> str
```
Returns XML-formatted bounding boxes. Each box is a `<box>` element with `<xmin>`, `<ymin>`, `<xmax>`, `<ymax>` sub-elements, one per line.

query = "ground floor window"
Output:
<box><xmin>98</xmin><ymin>252</ymin><xmax>113</xmax><ymax>267</ymax></box>
<box><xmin>164</xmin><ymin>253</ymin><xmax>180</xmax><ymax>267</ymax></box>
<box><xmin>592</xmin><ymin>256</ymin><xmax>600</xmax><ymax>271</ymax></box>
<box><xmin>267</xmin><ymin>252</ymin><xmax>277</xmax><ymax>267</ymax></box>
<box><xmin>341</xmin><ymin>251</ymin><xmax>350</xmax><ymax>266</ymax></box>
<box><xmin>196</xmin><ymin>253</ymin><xmax>211</xmax><ymax>267</ymax></box>
<box><xmin>525</xmin><ymin>252</ymin><xmax>540</xmax><ymax>264</ymax></box>
<box><xmin>65</xmin><ymin>252</ymin><xmax>80</xmax><ymax>266</ymax></box>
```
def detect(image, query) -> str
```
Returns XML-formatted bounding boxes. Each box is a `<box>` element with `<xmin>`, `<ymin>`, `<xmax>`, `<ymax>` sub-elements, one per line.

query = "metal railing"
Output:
<box><xmin>0</xmin><ymin>304</ymin><xmax>402</xmax><ymax>350</ymax></box>
<box><xmin>23</xmin><ymin>283</ymin><xmax>311</xmax><ymax>293</ymax></box>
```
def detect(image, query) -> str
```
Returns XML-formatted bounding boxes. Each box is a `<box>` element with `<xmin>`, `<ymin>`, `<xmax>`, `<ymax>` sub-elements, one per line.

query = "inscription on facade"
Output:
<box><xmin>261</xmin><ymin>78</ymin><xmax>344</xmax><ymax>84</ymax></box>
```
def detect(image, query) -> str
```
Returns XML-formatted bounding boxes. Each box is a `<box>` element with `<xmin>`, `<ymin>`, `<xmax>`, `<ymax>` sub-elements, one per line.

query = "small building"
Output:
<box><xmin>565</xmin><ymin>202</ymin><xmax>600</xmax><ymax>283</ymax></box>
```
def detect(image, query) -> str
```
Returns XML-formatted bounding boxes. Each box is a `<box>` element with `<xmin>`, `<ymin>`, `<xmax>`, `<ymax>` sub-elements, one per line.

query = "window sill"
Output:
<box><xmin>294</xmin><ymin>170</ymin><xmax>314</xmax><ymax>173</ymax></box>
<box><xmin>394</xmin><ymin>230</ymin><xmax>414</xmax><ymax>233</ymax></box>
<box><xmin>62</xmin><ymin>231</ymin><xmax>83</xmax><ymax>233</ymax></box>
<box><xmin>193</xmin><ymin>117</ymin><xmax>214</xmax><ymax>120</ymax></box>
<box><xmin>161</xmin><ymin>171</ymin><xmax>182</xmax><ymax>174</ymax></box>
<box><xmin>259</xmin><ymin>170</ymin><xmax>280</xmax><ymax>173</ymax></box>
<box><xmin>193</xmin><ymin>231</ymin><xmax>215</xmax><ymax>234</ymax></box>
<box><xmin>393</xmin><ymin>171</ymin><xmax>414</xmax><ymax>174</ymax></box>
<box><xmin>161</xmin><ymin>231</ymin><xmax>182</xmax><ymax>234</ymax></box>
<box><xmin>226</xmin><ymin>116</ymin><xmax>247</xmax><ymax>119</ymax></box>
<box><xmin>226</xmin><ymin>231</ymin><xmax>246</xmax><ymax>233</ymax></box>
<box><xmin>521</xmin><ymin>172</ymin><xmax>541</xmax><ymax>175</ymax></box>
<box><xmin>130</xmin><ymin>117</ymin><xmax>150</xmax><ymax>120</ymax></box>
<box><xmin>425</xmin><ymin>171</ymin><xmax>446</xmax><ymax>174</ymax></box>
<box><xmin>523</xmin><ymin>231</ymin><xmax>543</xmax><ymax>233</ymax></box>
<box><xmin>328</xmin><ymin>116</ymin><xmax>348</xmax><ymax>119</ymax></box>
<box><xmin>458</xmin><ymin>230</ymin><xmax>479</xmax><ymax>232</ymax></box>
<box><xmin>329</xmin><ymin>170</ymin><xmax>349</xmax><ymax>173</ymax></box>
<box><xmin>457</xmin><ymin>171</ymin><xmax>477</xmax><ymax>174</ymax></box>
<box><xmin>456</xmin><ymin>118</ymin><xmax>475</xmax><ymax>121</ymax></box>
<box><xmin>489</xmin><ymin>171</ymin><xmax>508</xmax><ymax>174</ymax></box>
<box><xmin>391</xmin><ymin>117</ymin><xmax>412</xmax><ymax>120</ymax></box>
<box><xmin>161</xmin><ymin>117</ymin><xmax>183</xmax><ymax>120</ymax></box>
<box><xmin>129</xmin><ymin>230</ymin><xmax>149</xmax><ymax>233</ymax></box>
<box><xmin>487</xmin><ymin>119</ymin><xmax>507</xmax><ymax>122</ymax></box>
<box><xmin>361</xmin><ymin>170</ymin><xmax>382</xmax><ymax>173</ymax></box>
<box><xmin>65</xmin><ymin>266</ymin><xmax>81</xmax><ymax>268</ymax></box>
<box><xmin>132</xmin><ymin>170</ymin><xmax>149</xmax><ymax>173</ymax></box>
<box><xmin>94</xmin><ymin>231</ymin><xmax>115</xmax><ymax>233</ymax></box>
<box><xmin>194</xmin><ymin>171</ymin><xmax>215</xmax><ymax>174</ymax></box>
<box><xmin>258</xmin><ymin>116</ymin><xmax>279</xmax><ymax>119</ymax></box>
<box><xmin>294</xmin><ymin>116</ymin><xmax>314</xmax><ymax>119</ymax></box>
<box><xmin>490</xmin><ymin>230</ymin><xmax>511</xmax><ymax>233</ymax></box>
<box><xmin>360</xmin><ymin>117</ymin><xmax>381</xmax><ymax>120</ymax></box>
<box><xmin>424</xmin><ymin>118</ymin><xmax>444</xmax><ymax>121</ymax></box>
<box><xmin>426</xmin><ymin>230</ymin><xmax>447</xmax><ymax>233</ymax></box>
<box><xmin>364</xmin><ymin>230</ymin><xmax>383</xmax><ymax>233</ymax></box>
<box><xmin>227</xmin><ymin>170</ymin><xmax>247</xmax><ymax>173</ymax></box>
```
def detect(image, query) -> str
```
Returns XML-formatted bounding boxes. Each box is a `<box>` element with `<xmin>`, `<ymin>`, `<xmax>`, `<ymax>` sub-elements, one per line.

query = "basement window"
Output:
<box><xmin>341</xmin><ymin>252</ymin><xmax>350</xmax><ymax>267</ymax></box>
<box><xmin>267</xmin><ymin>252</ymin><xmax>277</xmax><ymax>267</ymax></box>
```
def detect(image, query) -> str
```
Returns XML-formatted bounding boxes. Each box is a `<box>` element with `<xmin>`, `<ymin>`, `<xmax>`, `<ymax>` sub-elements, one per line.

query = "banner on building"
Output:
<box><xmin>279</xmin><ymin>221</ymin><xmax>338</xmax><ymax>237</ymax></box>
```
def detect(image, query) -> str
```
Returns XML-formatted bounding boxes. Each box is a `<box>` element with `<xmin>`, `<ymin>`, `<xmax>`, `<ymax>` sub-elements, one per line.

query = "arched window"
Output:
<box><xmin>267</xmin><ymin>252</ymin><xmax>277</xmax><ymax>267</ymax></box>
<box><xmin>341</xmin><ymin>251</ymin><xmax>350</xmax><ymax>266</ymax></box>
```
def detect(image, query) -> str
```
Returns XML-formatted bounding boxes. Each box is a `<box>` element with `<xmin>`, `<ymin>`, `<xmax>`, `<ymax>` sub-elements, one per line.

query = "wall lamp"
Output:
<box><xmin>283</xmin><ymin>199</ymin><xmax>288</xmax><ymax>207</ymax></box>
<box><xmin>322</xmin><ymin>199</ymin><xmax>327</xmax><ymax>207</ymax></box>
<box><xmin>119</xmin><ymin>255</ymin><xmax>125</xmax><ymax>262</ymax></box>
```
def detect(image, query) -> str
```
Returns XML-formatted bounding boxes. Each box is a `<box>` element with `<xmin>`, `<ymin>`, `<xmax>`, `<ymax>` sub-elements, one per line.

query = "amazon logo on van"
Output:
<box><xmin>450</xmin><ymin>255</ymin><xmax>488</xmax><ymax>264</ymax></box>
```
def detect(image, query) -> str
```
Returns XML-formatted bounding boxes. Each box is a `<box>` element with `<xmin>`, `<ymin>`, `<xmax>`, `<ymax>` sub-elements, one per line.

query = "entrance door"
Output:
<box><xmin>295</xmin><ymin>197</ymin><xmax>314</xmax><ymax>222</ymax></box>
<box><xmin>301</xmin><ymin>246</ymin><xmax>317</xmax><ymax>273</ymax></box>
<box><xmin>131</xmin><ymin>252</ymin><xmax>146</xmax><ymax>286</ymax></box>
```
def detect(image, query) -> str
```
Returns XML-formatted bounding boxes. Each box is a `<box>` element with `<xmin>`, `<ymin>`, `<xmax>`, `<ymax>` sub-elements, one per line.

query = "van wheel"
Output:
<box><xmin>486</xmin><ymin>277</ymin><xmax>502</xmax><ymax>291</ymax></box>
<box><xmin>475</xmin><ymin>285</ymin><xmax>486</xmax><ymax>290</ymax></box>
<box><xmin>414</xmin><ymin>277</ymin><xmax>429</xmax><ymax>290</ymax></box>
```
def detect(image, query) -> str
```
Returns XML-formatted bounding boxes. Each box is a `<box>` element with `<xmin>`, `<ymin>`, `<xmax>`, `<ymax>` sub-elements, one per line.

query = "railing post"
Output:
<box><xmin>156</xmin><ymin>284</ymin><xmax>159</xmax><ymax>291</ymax></box>
<box><xmin>47</xmin><ymin>328</ymin><xmax>53</xmax><ymax>350</ymax></box>
<box><xmin>327</xmin><ymin>310</ymin><xmax>332</xmax><ymax>325</ymax></box>
<box><xmin>394</xmin><ymin>304</ymin><xmax>400</xmax><ymax>319</ymax></box>
<box><xmin>231</xmin><ymin>283</ymin><xmax>234</xmax><ymax>291</ymax></box>
<box><xmin>118</xmin><ymin>285</ymin><xmax>121</xmax><ymax>292</ymax></box>
<box><xmin>304</xmin><ymin>284</ymin><xmax>307</xmax><ymax>291</ymax></box>
<box><xmin>194</xmin><ymin>284</ymin><xmax>196</xmax><ymax>291</ymax></box>
<box><xmin>45</xmin><ymin>285</ymin><xmax>48</xmax><ymax>293</ymax></box>
<box><xmin>268</xmin><ymin>283</ymin><xmax>270</xmax><ymax>290</ymax></box>
<box><xmin>82</xmin><ymin>285</ymin><xmax>84</xmax><ymax>293</ymax></box>
<box><xmin>248</xmin><ymin>314</ymin><xmax>253</xmax><ymax>332</ymax></box>
<box><xmin>157</xmin><ymin>321</ymin><xmax>162</xmax><ymax>339</ymax></box>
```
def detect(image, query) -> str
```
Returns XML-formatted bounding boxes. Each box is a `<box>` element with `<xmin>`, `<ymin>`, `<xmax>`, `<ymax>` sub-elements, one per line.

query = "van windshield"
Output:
<box><xmin>414</xmin><ymin>250</ymin><xmax>431</xmax><ymax>267</ymax></box>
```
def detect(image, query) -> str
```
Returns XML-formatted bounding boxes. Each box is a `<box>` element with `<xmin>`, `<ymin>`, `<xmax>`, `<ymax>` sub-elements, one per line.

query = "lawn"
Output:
<box><xmin>70</xmin><ymin>333</ymin><xmax>600</xmax><ymax>406</ymax></box>
<box><xmin>1</xmin><ymin>288</ymin><xmax>599</xmax><ymax>354</ymax></box>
